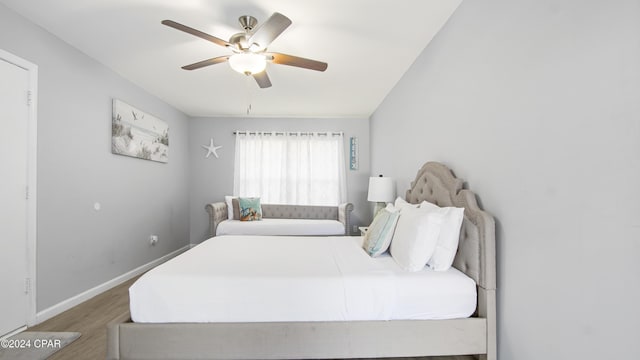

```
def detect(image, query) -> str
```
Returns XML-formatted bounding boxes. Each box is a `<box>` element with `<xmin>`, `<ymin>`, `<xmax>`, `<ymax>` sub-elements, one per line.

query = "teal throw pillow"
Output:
<box><xmin>362</xmin><ymin>207</ymin><xmax>400</xmax><ymax>257</ymax></box>
<box><xmin>239</xmin><ymin>197</ymin><xmax>262</xmax><ymax>221</ymax></box>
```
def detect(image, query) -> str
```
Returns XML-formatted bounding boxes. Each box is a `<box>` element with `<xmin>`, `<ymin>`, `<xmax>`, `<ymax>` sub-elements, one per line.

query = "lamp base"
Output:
<box><xmin>373</xmin><ymin>202</ymin><xmax>386</xmax><ymax>218</ymax></box>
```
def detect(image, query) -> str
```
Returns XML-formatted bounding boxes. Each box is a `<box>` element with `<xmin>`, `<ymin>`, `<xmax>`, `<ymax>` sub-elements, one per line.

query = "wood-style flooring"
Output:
<box><xmin>27</xmin><ymin>275</ymin><xmax>475</xmax><ymax>360</ymax></box>
<box><xmin>27</xmin><ymin>276</ymin><xmax>139</xmax><ymax>360</ymax></box>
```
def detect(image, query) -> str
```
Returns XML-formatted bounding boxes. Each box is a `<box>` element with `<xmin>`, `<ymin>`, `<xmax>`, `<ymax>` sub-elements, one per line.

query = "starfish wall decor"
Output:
<box><xmin>202</xmin><ymin>138</ymin><xmax>222</xmax><ymax>158</ymax></box>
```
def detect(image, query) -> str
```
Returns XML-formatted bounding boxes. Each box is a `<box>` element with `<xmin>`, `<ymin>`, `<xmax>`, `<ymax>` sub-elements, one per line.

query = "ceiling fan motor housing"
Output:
<box><xmin>229</xmin><ymin>33</ymin><xmax>249</xmax><ymax>49</ymax></box>
<box><xmin>230</xmin><ymin>15</ymin><xmax>259</xmax><ymax>50</ymax></box>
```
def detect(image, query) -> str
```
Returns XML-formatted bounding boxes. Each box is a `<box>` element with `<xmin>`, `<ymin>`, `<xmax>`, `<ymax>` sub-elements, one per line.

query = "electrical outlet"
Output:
<box><xmin>352</xmin><ymin>225</ymin><xmax>358</xmax><ymax>234</ymax></box>
<box><xmin>149</xmin><ymin>235</ymin><xmax>158</xmax><ymax>246</ymax></box>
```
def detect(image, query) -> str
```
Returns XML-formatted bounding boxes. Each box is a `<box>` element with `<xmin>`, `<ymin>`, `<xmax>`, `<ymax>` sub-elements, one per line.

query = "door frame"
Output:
<box><xmin>0</xmin><ymin>48</ymin><xmax>38</xmax><ymax>327</ymax></box>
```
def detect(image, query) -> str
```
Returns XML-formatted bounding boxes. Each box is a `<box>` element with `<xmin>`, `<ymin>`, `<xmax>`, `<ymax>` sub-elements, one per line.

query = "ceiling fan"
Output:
<box><xmin>162</xmin><ymin>12</ymin><xmax>328</xmax><ymax>89</ymax></box>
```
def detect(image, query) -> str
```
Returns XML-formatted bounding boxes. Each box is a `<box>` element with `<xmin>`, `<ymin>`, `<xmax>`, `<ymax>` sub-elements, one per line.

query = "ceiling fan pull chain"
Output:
<box><xmin>245</xmin><ymin>75</ymin><xmax>253</xmax><ymax>115</ymax></box>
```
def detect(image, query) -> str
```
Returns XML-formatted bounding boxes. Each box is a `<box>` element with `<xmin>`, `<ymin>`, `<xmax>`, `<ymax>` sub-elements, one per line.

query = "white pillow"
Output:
<box><xmin>390</xmin><ymin>208</ymin><xmax>444</xmax><ymax>272</ymax></box>
<box><xmin>420</xmin><ymin>201</ymin><xmax>465</xmax><ymax>271</ymax></box>
<box><xmin>394</xmin><ymin>197</ymin><xmax>419</xmax><ymax>211</ymax></box>
<box><xmin>224</xmin><ymin>196</ymin><xmax>236</xmax><ymax>220</ymax></box>
<box><xmin>362</xmin><ymin>204</ymin><xmax>400</xmax><ymax>257</ymax></box>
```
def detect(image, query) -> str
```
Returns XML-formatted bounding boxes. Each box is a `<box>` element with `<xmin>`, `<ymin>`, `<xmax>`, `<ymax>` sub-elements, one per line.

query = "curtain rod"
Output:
<box><xmin>233</xmin><ymin>131</ymin><xmax>343</xmax><ymax>136</ymax></box>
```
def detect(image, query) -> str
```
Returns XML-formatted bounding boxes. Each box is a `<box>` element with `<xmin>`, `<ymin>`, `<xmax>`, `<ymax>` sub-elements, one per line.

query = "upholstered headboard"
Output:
<box><xmin>405</xmin><ymin>162</ymin><xmax>496</xmax><ymax>291</ymax></box>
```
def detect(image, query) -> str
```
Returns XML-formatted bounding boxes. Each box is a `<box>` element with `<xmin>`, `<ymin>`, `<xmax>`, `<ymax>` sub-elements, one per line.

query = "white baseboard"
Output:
<box><xmin>1</xmin><ymin>326</ymin><xmax>27</xmax><ymax>340</ymax></box>
<box><xmin>35</xmin><ymin>245</ymin><xmax>190</xmax><ymax>324</ymax></box>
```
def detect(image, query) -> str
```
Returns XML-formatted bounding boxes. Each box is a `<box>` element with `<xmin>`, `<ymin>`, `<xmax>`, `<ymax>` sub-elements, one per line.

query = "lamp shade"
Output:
<box><xmin>367</xmin><ymin>176</ymin><xmax>395</xmax><ymax>203</ymax></box>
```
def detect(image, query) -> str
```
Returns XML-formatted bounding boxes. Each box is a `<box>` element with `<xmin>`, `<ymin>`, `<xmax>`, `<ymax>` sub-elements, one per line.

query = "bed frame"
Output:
<box><xmin>106</xmin><ymin>162</ymin><xmax>496</xmax><ymax>360</ymax></box>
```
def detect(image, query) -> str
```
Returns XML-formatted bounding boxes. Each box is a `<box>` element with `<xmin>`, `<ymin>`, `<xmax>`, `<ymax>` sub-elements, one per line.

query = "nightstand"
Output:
<box><xmin>358</xmin><ymin>226</ymin><xmax>369</xmax><ymax>236</ymax></box>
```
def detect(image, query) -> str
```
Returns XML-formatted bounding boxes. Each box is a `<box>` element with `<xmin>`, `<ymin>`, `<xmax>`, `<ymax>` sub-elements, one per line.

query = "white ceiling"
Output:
<box><xmin>1</xmin><ymin>0</ymin><xmax>461</xmax><ymax>118</ymax></box>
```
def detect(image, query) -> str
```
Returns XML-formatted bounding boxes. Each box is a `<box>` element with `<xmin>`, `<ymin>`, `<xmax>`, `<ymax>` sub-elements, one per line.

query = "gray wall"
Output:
<box><xmin>0</xmin><ymin>5</ymin><xmax>190</xmax><ymax>311</ymax></box>
<box><xmin>370</xmin><ymin>0</ymin><xmax>640</xmax><ymax>359</ymax></box>
<box><xmin>189</xmin><ymin>117</ymin><xmax>370</xmax><ymax>244</ymax></box>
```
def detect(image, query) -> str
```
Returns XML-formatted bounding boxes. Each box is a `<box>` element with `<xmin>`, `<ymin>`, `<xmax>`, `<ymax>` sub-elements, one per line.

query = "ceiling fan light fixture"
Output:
<box><xmin>163</xmin><ymin>12</ymin><xmax>327</xmax><ymax>89</ymax></box>
<box><xmin>228</xmin><ymin>53</ymin><xmax>267</xmax><ymax>75</ymax></box>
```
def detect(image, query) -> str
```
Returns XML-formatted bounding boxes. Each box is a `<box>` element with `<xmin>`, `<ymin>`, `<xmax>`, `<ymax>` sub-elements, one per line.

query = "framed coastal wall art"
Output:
<box><xmin>111</xmin><ymin>99</ymin><xmax>169</xmax><ymax>163</ymax></box>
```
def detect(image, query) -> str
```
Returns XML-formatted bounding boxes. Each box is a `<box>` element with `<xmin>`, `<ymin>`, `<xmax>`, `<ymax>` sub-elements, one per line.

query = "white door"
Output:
<box><xmin>0</xmin><ymin>57</ymin><xmax>30</xmax><ymax>336</ymax></box>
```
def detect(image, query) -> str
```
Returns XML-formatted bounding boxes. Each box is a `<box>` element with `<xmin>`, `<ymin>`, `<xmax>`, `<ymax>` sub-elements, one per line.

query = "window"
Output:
<box><xmin>233</xmin><ymin>132</ymin><xmax>347</xmax><ymax>205</ymax></box>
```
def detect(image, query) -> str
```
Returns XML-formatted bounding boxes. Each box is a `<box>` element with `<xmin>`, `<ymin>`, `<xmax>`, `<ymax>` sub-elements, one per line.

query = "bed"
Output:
<box><xmin>107</xmin><ymin>162</ymin><xmax>496</xmax><ymax>360</ymax></box>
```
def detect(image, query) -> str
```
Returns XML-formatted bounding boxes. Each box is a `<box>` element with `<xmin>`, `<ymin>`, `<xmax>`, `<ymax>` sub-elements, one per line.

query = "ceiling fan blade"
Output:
<box><xmin>266</xmin><ymin>52</ymin><xmax>328</xmax><ymax>72</ymax></box>
<box><xmin>182</xmin><ymin>56</ymin><xmax>230</xmax><ymax>70</ymax></box>
<box><xmin>248</xmin><ymin>12</ymin><xmax>292</xmax><ymax>50</ymax></box>
<box><xmin>253</xmin><ymin>71</ymin><xmax>272</xmax><ymax>88</ymax></box>
<box><xmin>162</xmin><ymin>20</ymin><xmax>232</xmax><ymax>48</ymax></box>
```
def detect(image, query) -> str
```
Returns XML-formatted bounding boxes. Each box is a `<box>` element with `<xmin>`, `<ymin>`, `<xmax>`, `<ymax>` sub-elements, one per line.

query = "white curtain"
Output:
<box><xmin>233</xmin><ymin>132</ymin><xmax>347</xmax><ymax>205</ymax></box>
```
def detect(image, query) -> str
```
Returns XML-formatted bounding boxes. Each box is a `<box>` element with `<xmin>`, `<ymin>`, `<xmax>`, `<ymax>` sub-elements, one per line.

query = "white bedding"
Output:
<box><xmin>215</xmin><ymin>218</ymin><xmax>345</xmax><ymax>236</ymax></box>
<box><xmin>129</xmin><ymin>235</ymin><xmax>476</xmax><ymax>323</ymax></box>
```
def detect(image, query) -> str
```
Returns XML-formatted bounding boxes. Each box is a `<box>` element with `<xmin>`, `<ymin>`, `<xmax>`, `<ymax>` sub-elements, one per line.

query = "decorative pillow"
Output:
<box><xmin>239</xmin><ymin>197</ymin><xmax>262</xmax><ymax>221</ymax></box>
<box><xmin>420</xmin><ymin>201</ymin><xmax>465</xmax><ymax>271</ymax></box>
<box><xmin>362</xmin><ymin>204</ymin><xmax>400</xmax><ymax>257</ymax></box>
<box><xmin>224</xmin><ymin>196</ymin><xmax>236</xmax><ymax>220</ymax></box>
<box><xmin>231</xmin><ymin>198</ymin><xmax>241</xmax><ymax>220</ymax></box>
<box><xmin>394</xmin><ymin>197</ymin><xmax>420</xmax><ymax>211</ymax></box>
<box><xmin>390</xmin><ymin>208</ymin><xmax>444</xmax><ymax>272</ymax></box>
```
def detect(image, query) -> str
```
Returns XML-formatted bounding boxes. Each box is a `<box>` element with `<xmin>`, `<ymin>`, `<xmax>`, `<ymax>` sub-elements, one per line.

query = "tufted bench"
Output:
<box><xmin>205</xmin><ymin>202</ymin><xmax>354</xmax><ymax>237</ymax></box>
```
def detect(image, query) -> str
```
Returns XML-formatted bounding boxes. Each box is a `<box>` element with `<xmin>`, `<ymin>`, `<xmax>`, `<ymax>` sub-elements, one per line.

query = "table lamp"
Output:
<box><xmin>367</xmin><ymin>175</ymin><xmax>395</xmax><ymax>217</ymax></box>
